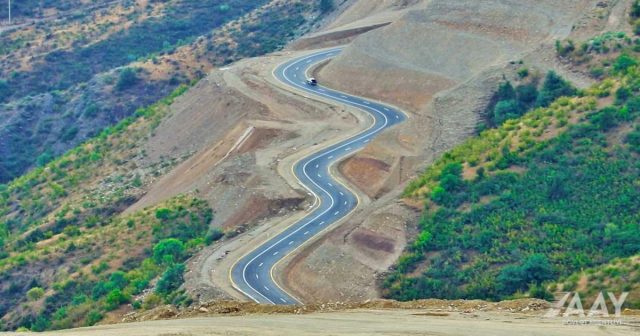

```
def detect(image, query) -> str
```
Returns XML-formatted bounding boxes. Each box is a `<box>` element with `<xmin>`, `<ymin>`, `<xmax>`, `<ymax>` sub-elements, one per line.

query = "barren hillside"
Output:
<box><xmin>278</xmin><ymin>0</ymin><xmax>624</xmax><ymax>302</ymax></box>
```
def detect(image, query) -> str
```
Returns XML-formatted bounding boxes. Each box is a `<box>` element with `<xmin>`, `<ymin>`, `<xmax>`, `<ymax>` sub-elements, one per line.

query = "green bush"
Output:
<box><xmin>153</xmin><ymin>239</ymin><xmax>185</xmax><ymax>265</ymax></box>
<box><xmin>205</xmin><ymin>228</ymin><xmax>224</xmax><ymax>244</ymax></box>
<box><xmin>115</xmin><ymin>68</ymin><xmax>139</xmax><ymax>91</ymax></box>
<box><xmin>105</xmin><ymin>289</ymin><xmax>129</xmax><ymax>311</ymax></box>
<box><xmin>613</xmin><ymin>53</ymin><xmax>638</xmax><ymax>74</ymax></box>
<box><xmin>26</xmin><ymin>287</ymin><xmax>45</xmax><ymax>301</ymax></box>
<box><xmin>156</xmin><ymin>263</ymin><xmax>185</xmax><ymax>296</ymax></box>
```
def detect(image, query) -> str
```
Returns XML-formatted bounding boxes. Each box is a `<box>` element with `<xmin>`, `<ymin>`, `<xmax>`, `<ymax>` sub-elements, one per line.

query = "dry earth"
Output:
<box><xmin>278</xmin><ymin>0</ymin><xmax>634</xmax><ymax>303</ymax></box>
<box><xmin>12</xmin><ymin>299</ymin><xmax>640</xmax><ymax>336</ymax></box>
<box><xmin>111</xmin><ymin>0</ymin><xmax>637</xmax><ymax>306</ymax></box>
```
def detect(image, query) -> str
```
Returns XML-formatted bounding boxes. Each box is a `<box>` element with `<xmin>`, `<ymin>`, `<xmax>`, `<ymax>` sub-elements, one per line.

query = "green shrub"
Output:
<box><xmin>156</xmin><ymin>263</ymin><xmax>185</xmax><ymax>296</ymax></box>
<box><xmin>104</xmin><ymin>289</ymin><xmax>129</xmax><ymax>311</ymax></box>
<box><xmin>205</xmin><ymin>228</ymin><xmax>224</xmax><ymax>244</ymax></box>
<box><xmin>115</xmin><ymin>68</ymin><xmax>139</xmax><ymax>91</ymax></box>
<box><xmin>26</xmin><ymin>287</ymin><xmax>45</xmax><ymax>301</ymax></box>
<box><xmin>152</xmin><ymin>239</ymin><xmax>185</xmax><ymax>265</ymax></box>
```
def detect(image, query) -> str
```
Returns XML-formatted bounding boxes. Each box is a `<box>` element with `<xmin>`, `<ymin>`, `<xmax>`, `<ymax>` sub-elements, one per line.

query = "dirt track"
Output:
<box><xmin>27</xmin><ymin>309</ymin><xmax>640</xmax><ymax>336</ymax></box>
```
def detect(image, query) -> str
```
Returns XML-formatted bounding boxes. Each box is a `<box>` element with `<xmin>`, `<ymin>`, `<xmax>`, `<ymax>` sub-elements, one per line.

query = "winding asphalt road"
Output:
<box><xmin>230</xmin><ymin>48</ymin><xmax>406</xmax><ymax>305</ymax></box>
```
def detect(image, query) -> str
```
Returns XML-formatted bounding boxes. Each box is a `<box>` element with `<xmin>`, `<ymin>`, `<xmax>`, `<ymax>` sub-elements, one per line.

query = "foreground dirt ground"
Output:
<box><xmin>20</xmin><ymin>309</ymin><xmax>640</xmax><ymax>335</ymax></box>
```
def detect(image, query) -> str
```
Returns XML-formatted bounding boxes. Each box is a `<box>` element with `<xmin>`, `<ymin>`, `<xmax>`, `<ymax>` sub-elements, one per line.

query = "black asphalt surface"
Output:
<box><xmin>230</xmin><ymin>48</ymin><xmax>406</xmax><ymax>305</ymax></box>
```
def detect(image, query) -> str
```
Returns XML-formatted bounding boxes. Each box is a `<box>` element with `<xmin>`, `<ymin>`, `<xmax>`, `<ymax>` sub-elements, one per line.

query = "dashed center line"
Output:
<box><xmin>384</xmin><ymin>107</ymin><xmax>390</xmax><ymax>111</ymax></box>
<box><xmin>280</xmin><ymin>298</ymin><xmax>287</xmax><ymax>303</ymax></box>
<box><xmin>328</xmin><ymin>155</ymin><xmax>334</xmax><ymax>159</ymax></box>
<box><xmin>256</xmin><ymin>274</ymin><xmax>259</xmax><ymax>279</ymax></box>
<box><xmin>273</xmin><ymin>251</ymin><xmax>279</xmax><ymax>256</ymax></box>
<box><xmin>288</xmin><ymin>241</ymin><xmax>294</xmax><ymax>245</ymax></box>
<box><xmin>304</xmin><ymin>231</ymin><xmax>309</xmax><ymax>235</ymax></box>
<box><xmin>259</xmin><ymin>262</ymin><xmax>263</xmax><ymax>267</ymax></box>
<box><xmin>339</xmin><ymin>191</ymin><xmax>344</xmax><ymax>196</ymax></box>
<box><xmin>345</xmin><ymin>147</ymin><xmax>351</xmax><ymax>151</ymax></box>
<box><xmin>328</xmin><ymin>182</ymin><xmax>333</xmax><ymax>187</ymax></box>
<box><xmin>264</xmin><ymin>286</ymin><xmax>270</xmax><ymax>291</ymax></box>
<box><xmin>334</xmin><ymin>211</ymin><xmax>340</xmax><ymax>215</ymax></box>
<box><xmin>320</xmin><ymin>221</ymin><xmax>325</xmax><ymax>225</ymax></box>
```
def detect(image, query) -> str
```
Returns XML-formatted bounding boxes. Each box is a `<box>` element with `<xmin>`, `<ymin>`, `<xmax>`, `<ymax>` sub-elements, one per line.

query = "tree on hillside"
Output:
<box><xmin>115</xmin><ymin>68</ymin><xmax>139</xmax><ymax>91</ymax></box>
<box><xmin>535</xmin><ymin>71</ymin><xmax>576</xmax><ymax>107</ymax></box>
<box><xmin>152</xmin><ymin>239</ymin><xmax>185</xmax><ymax>265</ymax></box>
<box><xmin>156</xmin><ymin>263</ymin><xmax>185</xmax><ymax>296</ymax></box>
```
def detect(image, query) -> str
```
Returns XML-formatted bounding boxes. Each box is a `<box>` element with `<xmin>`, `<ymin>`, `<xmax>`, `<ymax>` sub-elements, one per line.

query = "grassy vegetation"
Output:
<box><xmin>0</xmin><ymin>83</ymin><xmax>228</xmax><ymax>331</ymax></box>
<box><xmin>0</xmin><ymin>0</ymin><xmax>326</xmax><ymax>184</ymax></box>
<box><xmin>480</xmin><ymin>70</ymin><xmax>576</xmax><ymax>130</ymax></box>
<box><xmin>3</xmin><ymin>196</ymin><xmax>216</xmax><ymax>331</ymax></box>
<box><xmin>551</xmin><ymin>256</ymin><xmax>640</xmax><ymax>308</ymax></box>
<box><xmin>385</xmin><ymin>51</ymin><xmax>640</xmax><ymax>305</ymax></box>
<box><xmin>2</xmin><ymin>1</ymin><xmax>269</xmax><ymax>102</ymax></box>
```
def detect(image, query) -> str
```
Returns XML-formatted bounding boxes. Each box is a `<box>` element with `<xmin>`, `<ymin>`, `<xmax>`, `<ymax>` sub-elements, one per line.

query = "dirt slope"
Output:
<box><xmin>105</xmin><ymin>0</ymin><xmax>632</xmax><ymax>306</ymax></box>
<box><xmin>280</xmin><ymin>0</ymin><xmax>625</xmax><ymax>302</ymax></box>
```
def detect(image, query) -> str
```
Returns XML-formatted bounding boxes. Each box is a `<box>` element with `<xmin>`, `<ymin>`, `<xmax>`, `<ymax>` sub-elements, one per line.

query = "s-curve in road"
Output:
<box><xmin>230</xmin><ymin>48</ymin><xmax>406</xmax><ymax>305</ymax></box>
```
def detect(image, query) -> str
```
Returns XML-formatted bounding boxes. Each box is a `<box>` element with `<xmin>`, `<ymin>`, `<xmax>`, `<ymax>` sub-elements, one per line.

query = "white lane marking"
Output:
<box><xmin>317</xmin><ymin>174</ymin><xmax>322</xmax><ymax>178</ymax></box>
<box><xmin>264</xmin><ymin>286</ymin><xmax>270</xmax><ymax>291</ymax></box>
<box><xmin>328</xmin><ymin>182</ymin><xmax>333</xmax><ymax>187</ymax></box>
<box><xmin>345</xmin><ymin>147</ymin><xmax>351</xmax><ymax>151</ymax></box>
<box><xmin>328</xmin><ymin>155</ymin><xmax>334</xmax><ymax>159</ymax></box>
<box><xmin>341</xmin><ymin>95</ymin><xmax>347</xmax><ymax>98</ymax></box>
<box><xmin>256</xmin><ymin>274</ymin><xmax>259</xmax><ymax>279</ymax></box>
<box><xmin>306</xmin><ymin>60</ymin><xmax>312</xmax><ymax>63</ymax></box>
<box><xmin>239</xmin><ymin>48</ymin><xmax>397</xmax><ymax>305</ymax></box>
<box><xmin>259</xmin><ymin>262</ymin><xmax>263</xmax><ymax>267</ymax></box>
<box><xmin>304</xmin><ymin>231</ymin><xmax>309</xmax><ymax>235</ymax></box>
<box><xmin>273</xmin><ymin>251</ymin><xmax>279</xmax><ymax>256</ymax></box>
<box><xmin>280</xmin><ymin>298</ymin><xmax>287</xmax><ymax>303</ymax></box>
<box><xmin>395</xmin><ymin>115</ymin><xmax>400</xmax><ymax>119</ymax></box>
<box><xmin>339</xmin><ymin>191</ymin><xmax>344</xmax><ymax>196</ymax></box>
<box><xmin>363</xmin><ymin>139</ymin><xmax>370</xmax><ymax>143</ymax></box>
<box><xmin>363</xmin><ymin>101</ymin><xmax>370</xmax><ymax>105</ymax></box>
<box><xmin>315</xmin><ymin>164</ymin><xmax>319</xmax><ymax>168</ymax></box>
<box><xmin>344</xmin><ymin>201</ymin><xmax>348</xmax><ymax>205</ymax></box>
<box><xmin>334</xmin><ymin>211</ymin><xmax>340</xmax><ymax>215</ymax></box>
<box><xmin>384</xmin><ymin>107</ymin><xmax>390</xmax><ymax>111</ymax></box>
<box><xmin>318</xmin><ymin>88</ymin><xmax>326</xmax><ymax>92</ymax></box>
<box><xmin>293</xmin><ymin>74</ymin><xmax>297</xmax><ymax>78</ymax></box>
<box><xmin>295</xmin><ymin>67</ymin><xmax>299</xmax><ymax>71</ymax></box>
<box><xmin>320</xmin><ymin>221</ymin><xmax>325</xmax><ymax>225</ymax></box>
<box><xmin>288</xmin><ymin>241</ymin><xmax>294</xmax><ymax>245</ymax></box>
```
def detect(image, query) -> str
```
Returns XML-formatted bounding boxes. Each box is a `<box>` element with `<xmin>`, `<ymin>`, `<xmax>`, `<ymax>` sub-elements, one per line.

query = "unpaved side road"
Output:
<box><xmin>22</xmin><ymin>309</ymin><xmax>640</xmax><ymax>336</ymax></box>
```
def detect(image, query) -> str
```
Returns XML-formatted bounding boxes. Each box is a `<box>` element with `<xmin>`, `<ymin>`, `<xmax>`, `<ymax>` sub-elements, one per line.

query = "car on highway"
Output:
<box><xmin>306</xmin><ymin>77</ymin><xmax>318</xmax><ymax>86</ymax></box>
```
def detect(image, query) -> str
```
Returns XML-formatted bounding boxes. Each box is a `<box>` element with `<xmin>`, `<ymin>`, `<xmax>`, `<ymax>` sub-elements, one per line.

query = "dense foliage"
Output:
<box><xmin>387</xmin><ymin>53</ymin><xmax>640</xmax><ymax>305</ymax></box>
<box><xmin>0</xmin><ymin>84</ymin><xmax>221</xmax><ymax>331</ymax></box>
<box><xmin>484</xmin><ymin>71</ymin><xmax>575</xmax><ymax>128</ymax></box>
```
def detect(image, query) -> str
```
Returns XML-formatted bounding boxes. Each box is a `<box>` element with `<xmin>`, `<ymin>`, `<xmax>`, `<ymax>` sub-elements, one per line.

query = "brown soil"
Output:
<box><xmin>43</xmin><ymin>299</ymin><xmax>640</xmax><ymax>335</ymax></box>
<box><xmin>276</xmin><ymin>0</ymin><xmax>626</xmax><ymax>304</ymax></box>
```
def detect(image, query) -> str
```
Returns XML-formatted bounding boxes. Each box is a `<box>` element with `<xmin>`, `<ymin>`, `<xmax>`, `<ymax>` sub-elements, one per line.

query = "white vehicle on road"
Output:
<box><xmin>306</xmin><ymin>77</ymin><xmax>318</xmax><ymax>86</ymax></box>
